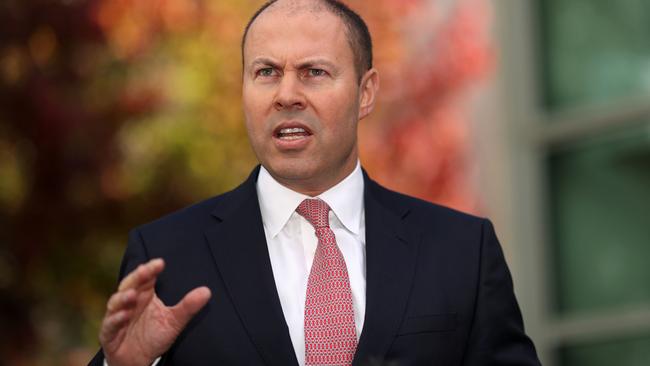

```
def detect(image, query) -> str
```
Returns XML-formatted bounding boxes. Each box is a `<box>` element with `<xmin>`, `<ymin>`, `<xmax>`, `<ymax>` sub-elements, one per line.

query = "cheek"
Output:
<box><xmin>243</xmin><ymin>94</ymin><xmax>268</xmax><ymax>137</ymax></box>
<box><xmin>317</xmin><ymin>86</ymin><xmax>358</xmax><ymax>120</ymax></box>
<box><xmin>322</xmin><ymin>91</ymin><xmax>359</xmax><ymax>133</ymax></box>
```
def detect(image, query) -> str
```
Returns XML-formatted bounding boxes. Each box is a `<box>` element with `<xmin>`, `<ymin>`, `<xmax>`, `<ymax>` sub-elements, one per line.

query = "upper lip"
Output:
<box><xmin>273</xmin><ymin>121</ymin><xmax>313</xmax><ymax>137</ymax></box>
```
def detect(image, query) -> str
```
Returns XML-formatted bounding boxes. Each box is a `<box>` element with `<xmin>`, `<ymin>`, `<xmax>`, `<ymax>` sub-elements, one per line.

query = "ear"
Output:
<box><xmin>357</xmin><ymin>68</ymin><xmax>380</xmax><ymax>121</ymax></box>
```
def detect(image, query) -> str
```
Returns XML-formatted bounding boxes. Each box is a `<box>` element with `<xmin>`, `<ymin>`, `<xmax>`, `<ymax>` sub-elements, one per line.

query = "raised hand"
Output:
<box><xmin>99</xmin><ymin>258</ymin><xmax>212</xmax><ymax>366</ymax></box>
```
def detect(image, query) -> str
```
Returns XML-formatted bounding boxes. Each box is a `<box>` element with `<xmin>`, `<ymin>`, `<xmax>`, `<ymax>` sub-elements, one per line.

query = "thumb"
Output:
<box><xmin>169</xmin><ymin>286</ymin><xmax>212</xmax><ymax>330</ymax></box>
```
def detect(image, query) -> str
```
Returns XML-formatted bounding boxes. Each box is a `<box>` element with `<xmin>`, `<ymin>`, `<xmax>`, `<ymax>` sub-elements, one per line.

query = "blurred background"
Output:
<box><xmin>0</xmin><ymin>0</ymin><xmax>648</xmax><ymax>365</ymax></box>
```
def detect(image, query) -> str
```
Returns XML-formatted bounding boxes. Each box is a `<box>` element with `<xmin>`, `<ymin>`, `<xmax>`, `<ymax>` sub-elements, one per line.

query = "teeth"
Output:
<box><xmin>279</xmin><ymin>135</ymin><xmax>305</xmax><ymax>140</ymax></box>
<box><xmin>279</xmin><ymin>127</ymin><xmax>306</xmax><ymax>134</ymax></box>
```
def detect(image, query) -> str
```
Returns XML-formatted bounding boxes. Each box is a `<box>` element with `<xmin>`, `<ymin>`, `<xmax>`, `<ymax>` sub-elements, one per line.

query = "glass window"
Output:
<box><xmin>548</xmin><ymin>123</ymin><xmax>650</xmax><ymax>315</ymax></box>
<box><xmin>540</xmin><ymin>0</ymin><xmax>650</xmax><ymax>110</ymax></box>
<box><xmin>559</xmin><ymin>333</ymin><xmax>650</xmax><ymax>366</ymax></box>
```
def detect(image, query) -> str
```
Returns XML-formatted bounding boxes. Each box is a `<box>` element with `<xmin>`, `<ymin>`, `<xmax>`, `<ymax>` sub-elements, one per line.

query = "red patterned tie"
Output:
<box><xmin>297</xmin><ymin>198</ymin><xmax>357</xmax><ymax>366</ymax></box>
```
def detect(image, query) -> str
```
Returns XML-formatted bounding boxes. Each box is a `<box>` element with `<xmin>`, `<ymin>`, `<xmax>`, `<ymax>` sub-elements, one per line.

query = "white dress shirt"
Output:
<box><xmin>106</xmin><ymin>162</ymin><xmax>366</xmax><ymax>366</ymax></box>
<box><xmin>256</xmin><ymin>162</ymin><xmax>366</xmax><ymax>366</ymax></box>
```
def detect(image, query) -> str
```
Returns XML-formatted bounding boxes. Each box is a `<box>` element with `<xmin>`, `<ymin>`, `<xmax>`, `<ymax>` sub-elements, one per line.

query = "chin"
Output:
<box><xmin>264</xmin><ymin>159</ymin><xmax>317</xmax><ymax>181</ymax></box>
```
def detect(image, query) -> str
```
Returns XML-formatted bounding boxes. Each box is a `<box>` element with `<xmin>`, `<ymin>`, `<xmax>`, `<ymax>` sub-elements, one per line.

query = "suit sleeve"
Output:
<box><xmin>460</xmin><ymin>219</ymin><xmax>541</xmax><ymax>366</ymax></box>
<box><xmin>88</xmin><ymin>228</ymin><xmax>152</xmax><ymax>366</ymax></box>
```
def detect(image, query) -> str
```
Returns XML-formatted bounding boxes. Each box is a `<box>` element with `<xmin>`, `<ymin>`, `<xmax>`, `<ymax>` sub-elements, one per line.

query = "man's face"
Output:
<box><xmin>242</xmin><ymin>5</ymin><xmax>377</xmax><ymax>195</ymax></box>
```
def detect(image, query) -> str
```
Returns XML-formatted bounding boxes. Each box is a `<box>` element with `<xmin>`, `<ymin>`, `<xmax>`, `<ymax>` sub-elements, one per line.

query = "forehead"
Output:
<box><xmin>244</xmin><ymin>6</ymin><xmax>352</xmax><ymax>65</ymax></box>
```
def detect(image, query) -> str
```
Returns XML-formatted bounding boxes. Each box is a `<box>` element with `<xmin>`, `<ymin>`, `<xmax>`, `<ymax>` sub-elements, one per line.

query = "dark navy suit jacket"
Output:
<box><xmin>90</xmin><ymin>166</ymin><xmax>540</xmax><ymax>365</ymax></box>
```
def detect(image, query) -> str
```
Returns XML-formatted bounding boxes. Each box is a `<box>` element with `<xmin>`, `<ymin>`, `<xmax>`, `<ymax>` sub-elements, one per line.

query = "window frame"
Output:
<box><xmin>487</xmin><ymin>1</ymin><xmax>650</xmax><ymax>365</ymax></box>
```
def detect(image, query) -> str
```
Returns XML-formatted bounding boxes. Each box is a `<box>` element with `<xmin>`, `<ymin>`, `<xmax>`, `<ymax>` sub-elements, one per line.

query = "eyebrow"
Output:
<box><xmin>249</xmin><ymin>57</ymin><xmax>281</xmax><ymax>69</ymax></box>
<box><xmin>249</xmin><ymin>57</ymin><xmax>338</xmax><ymax>71</ymax></box>
<box><xmin>294</xmin><ymin>58</ymin><xmax>338</xmax><ymax>71</ymax></box>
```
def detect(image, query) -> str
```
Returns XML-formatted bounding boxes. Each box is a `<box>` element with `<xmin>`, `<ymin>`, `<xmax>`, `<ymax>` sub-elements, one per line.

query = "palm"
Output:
<box><xmin>100</xmin><ymin>259</ymin><xmax>211</xmax><ymax>366</ymax></box>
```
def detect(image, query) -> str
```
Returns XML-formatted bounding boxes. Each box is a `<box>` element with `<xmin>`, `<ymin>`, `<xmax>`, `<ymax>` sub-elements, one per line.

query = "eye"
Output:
<box><xmin>256</xmin><ymin>67</ymin><xmax>276</xmax><ymax>77</ymax></box>
<box><xmin>308</xmin><ymin>68</ymin><xmax>327</xmax><ymax>77</ymax></box>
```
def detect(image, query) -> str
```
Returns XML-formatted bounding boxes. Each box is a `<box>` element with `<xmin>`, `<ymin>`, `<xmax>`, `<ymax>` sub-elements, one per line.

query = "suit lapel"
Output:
<box><xmin>204</xmin><ymin>168</ymin><xmax>298</xmax><ymax>366</ymax></box>
<box><xmin>203</xmin><ymin>167</ymin><xmax>417</xmax><ymax>366</ymax></box>
<box><xmin>353</xmin><ymin>174</ymin><xmax>420</xmax><ymax>366</ymax></box>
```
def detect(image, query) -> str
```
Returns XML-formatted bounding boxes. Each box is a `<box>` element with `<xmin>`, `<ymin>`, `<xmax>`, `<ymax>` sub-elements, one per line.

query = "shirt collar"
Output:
<box><xmin>256</xmin><ymin>161</ymin><xmax>364</xmax><ymax>238</ymax></box>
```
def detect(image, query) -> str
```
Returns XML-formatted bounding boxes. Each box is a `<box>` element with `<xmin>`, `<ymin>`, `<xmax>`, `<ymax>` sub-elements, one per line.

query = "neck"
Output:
<box><xmin>268</xmin><ymin>161</ymin><xmax>358</xmax><ymax>197</ymax></box>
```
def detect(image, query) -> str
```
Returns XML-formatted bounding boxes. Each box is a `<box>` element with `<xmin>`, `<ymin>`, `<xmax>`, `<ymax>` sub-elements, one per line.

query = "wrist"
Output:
<box><xmin>104</xmin><ymin>357</ymin><xmax>161</xmax><ymax>366</ymax></box>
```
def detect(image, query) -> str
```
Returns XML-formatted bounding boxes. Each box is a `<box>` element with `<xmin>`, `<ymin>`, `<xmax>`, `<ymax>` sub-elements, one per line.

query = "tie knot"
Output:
<box><xmin>296</xmin><ymin>198</ymin><xmax>330</xmax><ymax>229</ymax></box>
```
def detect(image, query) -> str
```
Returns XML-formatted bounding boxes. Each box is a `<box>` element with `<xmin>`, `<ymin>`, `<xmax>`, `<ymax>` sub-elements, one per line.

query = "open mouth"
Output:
<box><xmin>274</xmin><ymin>126</ymin><xmax>312</xmax><ymax>140</ymax></box>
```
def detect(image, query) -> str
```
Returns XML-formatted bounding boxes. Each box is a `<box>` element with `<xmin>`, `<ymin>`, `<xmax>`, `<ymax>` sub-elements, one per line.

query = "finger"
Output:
<box><xmin>106</xmin><ymin>289</ymin><xmax>137</xmax><ymax>315</ymax></box>
<box><xmin>99</xmin><ymin>309</ymin><xmax>132</xmax><ymax>344</ymax></box>
<box><xmin>118</xmin><ymin>258</ymin><xmax>165</xmax><ymax>292</ymax></box>
<box><xmin>169</xmin><ymin>286</ymin><xmax>212</xmax><ymax>331</ymax></box>
<box><xmin>118</xmin><ymin>258</ymin><xmax>164</xmax><ymax>291</ymax></box>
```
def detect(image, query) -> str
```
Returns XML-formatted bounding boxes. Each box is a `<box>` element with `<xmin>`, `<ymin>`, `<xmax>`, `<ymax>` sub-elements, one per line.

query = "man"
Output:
<box><xmin>90</xmin><ymin>0</ymin><xmax>541</xmax><ymax>365</ymax></box>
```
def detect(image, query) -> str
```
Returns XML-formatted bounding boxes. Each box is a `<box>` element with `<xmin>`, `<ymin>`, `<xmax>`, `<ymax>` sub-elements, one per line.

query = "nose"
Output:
<box><xmin>273</xmin><ymin>73</ymin><xmax>306</xmax><ymax>111</ymax></box>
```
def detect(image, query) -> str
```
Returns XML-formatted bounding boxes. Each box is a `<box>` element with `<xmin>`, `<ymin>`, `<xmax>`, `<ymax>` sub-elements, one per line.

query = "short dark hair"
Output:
<box><xmin>241</xmin><ymin>0</ymin><xmax>373</xmax><ymax>82</ymax></box>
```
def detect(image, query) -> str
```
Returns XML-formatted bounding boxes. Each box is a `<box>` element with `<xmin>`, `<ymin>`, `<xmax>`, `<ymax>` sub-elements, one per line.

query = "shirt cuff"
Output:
<box><xmin>103</xmin><ymin>357</ymin><xmax>162</xmax><ymax>366</ymax></box>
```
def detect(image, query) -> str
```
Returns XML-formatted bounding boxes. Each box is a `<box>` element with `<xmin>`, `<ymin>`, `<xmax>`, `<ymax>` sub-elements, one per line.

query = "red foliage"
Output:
<box><xmin>361</xmin><ymin>0</ymin><xmax>493</xmax><ymax>213</ymax></box>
